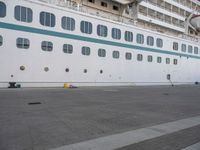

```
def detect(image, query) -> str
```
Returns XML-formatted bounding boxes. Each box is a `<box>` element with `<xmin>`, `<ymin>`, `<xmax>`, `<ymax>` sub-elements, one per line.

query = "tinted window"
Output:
<box><xmin>137</xmin><ymin>54</ymin><xmax>143</xmax><ymax>61</ymax></box>
<box><xmin>82</xmin><ymin>46</ymin><xmax>90</xmax><ymax>55</ymax></box>
<box><xmin>136</xmin><ymin>34</ymin><xmax>144</xmax><ymax>44</ymax></box>
<box><xmin>0</xmin><ymin>35</ymin><xmax>2</xmax><ymax>46</ymax></box>
<box><xmin>125</xmin><ymin>31</ymin><xmax>133</xmax><ymax>42</ymax></box>
<box><xmin>166</xmin><ymin>58</ymin><xmax>170</xmax><ymax>64</ymax></box>
<box><xmin>113</xmin><ymin>51</ymin><xmax>120</xmax><ymax>59</ymax></box>
<box><xmin>156</xmin><ymin>38</ymin><xmax>163</xmax><ymax>48</ymax></box>
<box><xmin>147</xmin><ymin>55</ymin><xmax>153</xmax><ymax>62</ymax></box>
<box><xmin>16</xmin><ymin>38</ymin><xmax>30</xmax><ymax>49</ymax></box>
<box><xmin>125</xmin><ymin>52</ymin><xmax>132</xmax><ymax>60</ymax></box>
<box><xmin>63</xmin><ymin>44</ymin><xmax>73</xmax><ymax>54</ymax></box>
<box><xmin>188</xmin><ymin>45</ymin><xmax>193</xmax><ymax>53</ymax></box>
<box><xmin>0</xmin><ymin>2</ymin><xmax>6</xmax><ymax>18</ymax></box>
<box><xmin>157</xmin><ymin>57</ymin><xmax>162</xmax><ymax>63</ymax></box>
<box><xmin>194</xmin><ymin>47</ymin><xmax>198</xmax><ymax>54</ymax></box>
<box><xmin>41</xmin><ymin>41</ymin><xmax>53</xmax><ymax>51</ymax></box>
<box><xmin>97</xmin><ymin>25</ymin><xmax>107</xmax><ymax>37</ymax></box>
<box><xmin>80</xmin><ymin>21</ymin><xmax>92</xmax><ymax>34</ymax></box>
<box><xmin>181</xmin><ymin>44</ymin><xmax>186</xmax><ymax>52</ymax></box>
<box><xmin>15</xmin><ymin>6</ymin><xmax>32</xmax><ymax>22</ymax></box>
<box><xmin>174</xmin><ymin>59</ymin><xmax>178</xmax><ymax>65</ymax></box>
<box><xmin>147</xmin><ymin>36</ymin><xmax>154</xmax><ymax>46</ymax></box>
<box><xmin>40</xmin><ymin>12</ymin><xmax>55</xmax><ymax>27</ymax></box>
<box><xmin>62</xmin><ymin>17</ymin><xmax>75</xmax><ymax>31</ymax></box>
<box><xmin>98</xmin><ymin>49</ymin><xmax>106</xmax><ymax>57</ymax></box>
<box><xmin>173</xmin><ymin>42</ymin><xmax>178</xmax><ymax>51</ymax></box>
<box><xmin>112</xmin><ymin>28</ymin><xmax>121</xmax><ymax>40</ymax></box>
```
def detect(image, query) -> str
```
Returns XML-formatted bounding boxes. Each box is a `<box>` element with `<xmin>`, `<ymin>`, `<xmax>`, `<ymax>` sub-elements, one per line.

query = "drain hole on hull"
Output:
<box><xmin>28</xmin><ymin>102</ymin><xmax>42</xmax><ymax>105</ymax></box>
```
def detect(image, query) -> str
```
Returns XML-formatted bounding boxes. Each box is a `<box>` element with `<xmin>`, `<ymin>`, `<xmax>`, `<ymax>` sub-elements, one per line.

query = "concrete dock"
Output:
<box><xmin>0</xmin><ymin>85</ymin><xmax>200</xmax><ymax>150</ymax></box>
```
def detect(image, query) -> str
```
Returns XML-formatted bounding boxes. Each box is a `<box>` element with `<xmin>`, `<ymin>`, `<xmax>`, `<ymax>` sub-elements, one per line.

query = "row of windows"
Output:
<box><xmin>14</xmin><ymin>37</ymin><xmax>178</xmax><ymax>65</ymax></box>
<box><xmin>173</xmin><ymin>42</ymin><xmax>199</xmax><ymax>54</ymax></box>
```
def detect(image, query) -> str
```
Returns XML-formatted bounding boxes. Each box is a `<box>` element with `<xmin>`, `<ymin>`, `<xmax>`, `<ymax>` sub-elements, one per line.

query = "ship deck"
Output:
<box><xmin>0</xmin><ymin>85</ymin><xmax>200</xmax><ymax>150</ymax></box>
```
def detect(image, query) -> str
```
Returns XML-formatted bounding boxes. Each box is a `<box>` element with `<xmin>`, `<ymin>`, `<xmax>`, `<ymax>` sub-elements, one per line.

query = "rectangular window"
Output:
<box><xmin>98</xmin><ymin>49</ymin><xmax>106</xmax><ymax>57</ymax></box>
<box><xmin>125</xmin><ymin>31</ymin><xmax>133</xmax><ymax>42</ymax></box>
<box><xmin>41</xmin><ymin>41</ymin><xmax>53</xmax><ymax>51</ymax></box>
<box><xmin>147</xmin><ymin>36</ymin><xmax>154</xmax><ymax>46</ymax></box>
<box><xmin>113</xmin><ymin>5</ymin><xmax>119</xmax><ymax>11</ymax></box>
<box><xmin>173</xmin><ymin>42</ymin><xmax>178</xmax><ymax>51</ymax></box>
<box><xmin>101</xmin><ymin>2</ymin><xmax>107</xmax><ymax>7</ymax></box>
<box><xmin>0</xmin><ymin>35</ymin><xmax>3</xmax><ymax>46</ymax></box>
<box><xmin>16</xmin><ymin>38</ymin><xmax>30</xmax><ymax>49</ymax></box>
<box><xmin>125</xmin><ymin>52</ymin><xmax>132</xmax><ymax>60</ymax></box>
<box><xmin>112</xmin><ymin>28</ymin><xmax>121</xmax><ymax>40</ymax></box>
<box><xmin>97</xmin><ymin>25</ymin><xmax>107</xmax><ymax>37</ymax></box>
<box><xmin>181</xmin><ymin>44</ymin><xmax>186</xmax><ymax>52</ymax></box>
<box><xmin>82</xmin><ymin>46</ymin><xmax>90</xmax><ymax>56</ymax></box>
<box><xmin>62</xmin><ymin>17</ymin><xmax>75</xmax><ymax>31</ymax></box>
<box><xmin>194</xmin><ymin>47</ymin><xmax>199</xmax><ymax>54</ymax></box>
<box><xmin>157</xmin><ymin>57</ymin><xmax>162</xmax><ymax>63</ymax></box>
<box><xmin>63</xmin><ymin>44</ymin><xmax>73</xmax><ymax>54</ymax></box>
<box><xmin>136</xmin><ymin>34</ymin><xmax>144</xmax><ymax>44</ymax></box>
<box><xmin>156</xmin><ymin>38</ymin><xmax>163</xmax><ymax>48</ymax></box>
<box><xmin>40</xmin><ymin>12</ymin><xmax>55</xmax><ymax>27</ymax></box>
<box><xmin>80</xmin><ymin>21</ymin><xmax>92</xmax><ymax>34</ymax></box>
<box><xmin>137</xmin><ymin>54</ymin><xmax>143</xmax><ymax>61</ymax></box>
<box><xmin>88</xmin><ymin>0</ymin><xmax>95</xmax><ymax>3</ymax></box>
<box><xmin>113</xmin><ymin>51</ymin><xmax>120</xmax><ymax>59</ymax></box>
<box><xmin>173</xmin><ymin>59</ymin><xmax>178</xmax><ymax>65</ymax></box>
<box><xmin>166</xmin><ymin>58</ymin><xmax>170</xmax><ymax>64</ymax></box>
<box><xmin>147</xmin><ymin>55</ymin><xmax>153</xmax><ymax>62</ymax></box>
<box><xmin>188</xmin><ymin>45</ymin><xmax>193</xmax><ymax>53</ymax></box>
<box><xmin>0</xmin><ymin>2</ymin><xmax>6</xmax><ymax>18</ymax></box>
<box><xmin>15</xmin><ymin>6</ymin><xmax>32</xmax><ymax>23</ymax></box>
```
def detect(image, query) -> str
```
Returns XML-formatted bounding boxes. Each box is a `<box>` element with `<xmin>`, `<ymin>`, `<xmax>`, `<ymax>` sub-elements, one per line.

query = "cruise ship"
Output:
<box><xmin>0</xmin><ymin>0</ymin><xmax>200</xmax><ymax>87</ymax></box>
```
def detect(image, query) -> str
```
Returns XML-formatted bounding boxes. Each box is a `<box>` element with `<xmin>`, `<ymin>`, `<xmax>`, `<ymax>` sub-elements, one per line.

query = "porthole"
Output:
<box><xmin>65</xmin><ymin>68</ymin><xmax>69</xmax><ymax>72</ymax></box>
<box><xmin>100</xmin><ymin>70</ymin><xmax>103</xmax><ymax>74</ymax></box>
<box><xmin>44</xmin><ymin>67</ymin><xmax>49</xmax><ymax>72</ymax></box>
<box><xmin>84</xmin><ymin>69</ymin><xmax>87</xmax><ymax>73</ymax></box>
<box><xmin>20</xmin><ymin>66</ymin><xmax>25</xmax><ymax>71</ymax></box>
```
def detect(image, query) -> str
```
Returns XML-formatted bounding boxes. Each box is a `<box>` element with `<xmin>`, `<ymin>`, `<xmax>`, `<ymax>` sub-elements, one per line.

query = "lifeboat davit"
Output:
<box><xmin>190</xmin><ymin>14</ymin><xmax>200</xmax><ymax>32</ymax></box>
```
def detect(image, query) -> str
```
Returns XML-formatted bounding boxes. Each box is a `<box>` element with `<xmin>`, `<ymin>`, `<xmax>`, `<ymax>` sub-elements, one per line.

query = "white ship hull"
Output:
<box><xmin>0</xmin><ymin>0</ymin><xmax>200</xmax><ymax>88</ymax></box>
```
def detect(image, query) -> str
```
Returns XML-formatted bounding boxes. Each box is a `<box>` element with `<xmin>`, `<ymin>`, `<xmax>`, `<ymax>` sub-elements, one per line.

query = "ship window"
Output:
<box><xmin>80</xmin><ymin>21</ymin><xmax>92</xmax><ymax>34</ymax></box>
<box><xmin>0</xmin><ymin>2</ymin><xmax>6</xmax><ymax>17</ymax></box>
<box><xmin>125</xmin><ymin>31</ymin><xmax>133</xmax><ymax>42</ymax></box>
<box><xmin>166</xmin><ymin>58</ymin><xmax>170</xmax><ymax>64</ymax></box>
<box><xmin>181</xmin><ymin>44</ymin><xmax>186</xmax><ymax>52</ymax></box>
<box><xmin>173</xmin><ymin>59</ymin><xmax>178</xmax><ymax>65</ymax></box>
<box><xmin>173</xmin><ymin>42</ymin><xmax>178</xmax><ymax>51</ymax></box>
<box><xmin>82</xmin><ymin>46</ymin><xmax>90</xmax><ymax>55</ymax></box>
<box><xmin>147</xmin><ymin>55</ymin><xmax>153</xmax><ymax>62</ymax></box>
<box><xmin>194</xmin><ymin>47</ymin><xmax>198</xmax><ymax>54</ymax></box>
<box><xmin>137</xmin><ymin>54</ymin><xmax>143</xmax><ymax>61</ymax></box>
<box><xmin>113</xmin><ymin>51</ymin><xmax>120</xmax><ymax>59</ymax></box>
<box><xmin>88</xmin><ymin>0</ymin><xmax>95</xmax><ymax>3</ymax></box>
<box><xmin>98</xmin><ymin>48</ymin><xmax>106</xmax><ymax>57</ymax></box>
<box><xmin>136</xmin><ymin>34</ymin><xmax>144</xmax><ymax>44</ymax></box>
<box><xmin>113</xmin><ymin>5</ymin><xmax>119</xmax><ymax>11</ymax></box>
<box><xmin>62</xmin><ymin>17</ymin><xmax>75</xmax><ymax>31</ymax></box>
<box><xmin>112</xmin><ymin>28</ymin><xmax>121</xmax><ymax>40</ymax></box>
<box><xmin>41</xmin><ymin>41</ymin><xmax>53</xmax><ymax>51</ymax></box>
<box><xmin>101</xmin><ymin>2</ymin><xmax>107</xmax><ymax>7</ymax></box>
<box><xmin>188</xmin><ymin>45</ymin><xmax>193</xmax><ymax>53</ymax></box>
<box><xmin>156</xmin><ymin>38</ymin><xmax>163</xmax><ymax>48</ymax></box>
<box><xmin>97</xmin><ymin>25</ymin><xmax>108</xmax><ymax>37</ymax></box>
<box><xmin>125</xmin><ymin>52</ymin><xmax>132</xmax><ymax>60</ymax></box>
<box><xmin>40</xmin><ymin>12</ymin><xmax>55</xmax><ymax>27</ymax></box>
<box><xmin>0</xmin><ymin>35</ymin><xmax>2</xmax><ymax>46</ymax></box>
<box><xmin>157</xmin><ymin>57</ymin><xmax>162</xmax><ymax>63</ymax></box>
<box><xmin>15</xmin><ymin>6</ymin><xmax>32</xmax><ymax>23</ymax></box>
<box><xmin>16</xmin><ymin>38</ymin><xmax>30</xmax><ymax>49</ymax></box>
<box><xmin>147</xmin><ymin>36</ymin><xmax>154</xmax><ymax>46</ymax></box>
<box><xmin>63</xmin><ymin>44</ymin><xmax>73</xmax><ymax>54</ymax></box>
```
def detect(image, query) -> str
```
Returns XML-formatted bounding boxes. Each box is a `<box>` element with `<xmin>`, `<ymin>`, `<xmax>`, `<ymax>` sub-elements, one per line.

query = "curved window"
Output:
<box><xmin>137</xmin><ymin>54</ymin><xmax>143</xmax><ymax>61</ymax></box>
<box><xmin>147</xmin><ymin>36</ymin><xmax>154</xmax><ymax>46</ymax></box>
<box><xmin>125</xmin><ymin>52</ymin><xmax>132</xmax><ymax>60</ymax></box>
<box><xmin>125</xmin><ymin>31</ymin><xmax>133</xmax><ymax>42</ymax></box>
<box><xmin>157</xmin><ymin>57</ymin><xmax>162</xmax><ymax>63</ymax></box>
<box><xmin>98</xmin><ymin>49</ymin><xmax>106</xmax><ymax>57</ymax></box>
<box><xmin>136</xmin><ymin>34</ymin><xmax>144</xmax><ymax>44</ymax></box>
<box><xmin>112</xmin><ymin>28</ymin><xmax>121</xmax><ymax>40</ymax></box>
<box><xmin>188</xmin><ymin>45</ymin><xmax>193</xmax><ymax>53</ymax></box>
<box><xmin>97</xmin><ymin>25</ymin><xmax>107</xmax><ymax>37</ymax></box>
<box><xmin>181</xmin><ymin>44</ymin><xmax>186</xmax><ymax>52</ymax></box>
<box><xmin>156</xmin><ymin>38</ymin><xmax>163</xmax><ymax>48</ymax></box>
<box><xmin>0</xmin><ymin>35</ymin><xmax>3</xmax><ymax>46</ymax></box>
<box><xmin>173</xmin><ymin>42</ymin><xmax>178</xmax><ymax>51</ymax></box>
<box><xmin>147</xmin><ymin>55</ymin><xmax>153</xmax><ymax>62</ymax></box>
<box><xmin>63</xmin><ymin>44</ymin><xmax>73</xmax><ymax>54</ymax></box>
<box><xmin>194</xmin><ymin>47</ymin><xmax>198</xmax><ymax>54</ymax></box>
<box><xmin>15</xmin><ymin>6</ymin><xmax>32</xmax><ymax>22</ymax></box>
<box><xmin>62</xmin><ymin>17</ymin><xmax>75</xmax><ymax>31</ymax></box>
<box><xmin>80</xmin><ymin>21</ymin><xmax>92</xmax><ymax>34</ymax></box>
<box><xmin>0</xmin><ymin>2</ymin><xmax>6</xmax><ymax>18</ymax></box>
<box><xmin>16</xmin><ymin>38</ymin><xmax>30</xmax><ymax>49</ymax></box>
<box><xmin>41</xmin><ymin>41</ymin><xmax>53</xmax><ymax>51</ymax></box>
<box><xmin>40</xmin><ymin>12</ymin><xmax>55</xmax><ymax>27</ymax></box>
<box><xmin>82</xmin><ymin>46</ymin><xmax>90</xmax><ymax>55</ymax></box>
<box><xmin>113</xmin><ymin>51</ymin><xmax>120</xmax><ymax>59</ymax></box>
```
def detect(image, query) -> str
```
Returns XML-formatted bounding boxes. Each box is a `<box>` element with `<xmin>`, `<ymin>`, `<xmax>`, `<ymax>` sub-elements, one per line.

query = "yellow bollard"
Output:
<box><xmin>63</xmin><ymin>83</ymin><xmax>69</xmax><ymax>88</ymax></box>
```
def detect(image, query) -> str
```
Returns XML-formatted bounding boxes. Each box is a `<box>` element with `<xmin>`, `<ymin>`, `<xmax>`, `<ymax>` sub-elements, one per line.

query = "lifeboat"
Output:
<box><xmin>190</xmin><ymin>14</ymin><xmax>200</xmax><ymax>32</ymax></box>
<box><xmin>111</xmin><ymin>0</ymin><xmax>143</xmax><ymax>5</ymax></box>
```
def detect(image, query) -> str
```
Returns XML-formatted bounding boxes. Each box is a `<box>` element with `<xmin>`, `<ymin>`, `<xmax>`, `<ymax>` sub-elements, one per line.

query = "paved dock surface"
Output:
<box><xmin>0</xmin><ymin>85</ymin><xmax>200</xmax><ymax>150</ymax></box>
